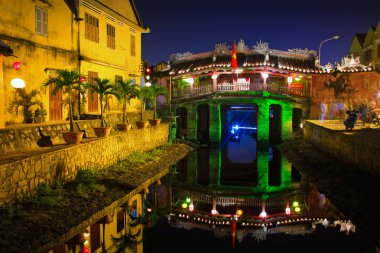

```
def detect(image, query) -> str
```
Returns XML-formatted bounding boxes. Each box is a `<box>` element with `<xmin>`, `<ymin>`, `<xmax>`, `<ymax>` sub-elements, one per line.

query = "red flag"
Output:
<box><xmin>231</xmin><ymin>41</ymin><xmax>238</xmax><ymax>70</ymax></box>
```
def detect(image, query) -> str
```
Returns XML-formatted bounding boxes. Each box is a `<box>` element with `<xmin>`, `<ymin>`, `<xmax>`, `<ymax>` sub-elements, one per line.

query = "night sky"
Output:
<box><xmin>135</xmin><ymin>0</ymin><xmax>380</xmax><ymax>66</ymax></box>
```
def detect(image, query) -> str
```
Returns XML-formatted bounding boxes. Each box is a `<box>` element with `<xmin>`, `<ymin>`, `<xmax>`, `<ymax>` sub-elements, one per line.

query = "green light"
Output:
<box><xmin>295</xmin><ymin>207</ymin><xmax>301</xmax><ymax>212</ymax></box>
<box><xmin>182</xmin><ymin>203</ymin><xmax>188</xmax><ymax>209</ymax></box>
<box><xmin>292</xmin><ymin>201</ymin><xmax>299</xmax><ymax>207</ymax></box>
<box><xmin>185</xmin><ymin>197</ymin><xmax>191</xmax><ymax>203</ymax></box>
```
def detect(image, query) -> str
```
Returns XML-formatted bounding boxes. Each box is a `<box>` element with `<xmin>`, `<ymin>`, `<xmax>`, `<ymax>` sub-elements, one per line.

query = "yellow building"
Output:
<box><xmin>0</xmin><ymin>0</ymin><xmax>149</xmax><ymax>128</ymax></box>
<box><xmin>349</xmin><ymin>21</ymin><xmax>380</xmax><ymax>70</ymax></box>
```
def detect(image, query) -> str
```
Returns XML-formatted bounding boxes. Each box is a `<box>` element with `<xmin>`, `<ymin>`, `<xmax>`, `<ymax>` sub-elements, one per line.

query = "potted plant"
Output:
<box><xmin>7</xmin><ymin>88</ymin><xmax>42</xmax><ymax>124</ymax></box>
<box><xmin>135</xmin><ymin>86</ymin><xmax>151</xmax><ymax>129</ymax></box>
<box><xmin>114</xmin><ymin>79</ymin><xmax>139</xmax><ymax>131</ymax></box>
<box><xmin>147</xmin><ymin>83</ymin><xmax>166</xmax><ymax>126</ymax></box>
<box><xmin>34</xmin><ymin>107</ymin><xmax>47</xmax><ymax>123</ymax></box>
<box><xmin>85</xmin><ymin>77</ymin><xmax>115</xmax><ymax>137</ymax></box>
<box><xmin>43</xmin><ymin>69</ymin><xmax>84</xmax><ymax>144</ymax></box>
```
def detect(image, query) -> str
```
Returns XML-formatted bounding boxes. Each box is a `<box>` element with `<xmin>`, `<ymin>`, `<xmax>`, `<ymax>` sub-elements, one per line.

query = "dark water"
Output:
<box><xmin>142</xmin><ymin>136</ymin><xmax>377</xmax><ymax>253</ymax></box>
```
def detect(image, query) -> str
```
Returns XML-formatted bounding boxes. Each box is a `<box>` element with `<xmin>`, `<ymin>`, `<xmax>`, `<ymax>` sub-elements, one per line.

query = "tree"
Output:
<box><xmin>43</xmin><ymin>69</ymin><xmax>82</xmax><ymax>132</ymax></box>
<box><xmin>85</xmin><ymin>77</ymin><xmax>115</xmax><ymax>127</ymax></box>
<box><xmin>146</xmin><ymin>83</ymin><xmax>167</xmax><ymax>119</ymax></box>
<box><xmin>8</xmin><ymin>88</ymin><xmax>42</xmax><ymax>123</ymax></box>
<box><xmin>114</xmin><ymin>79</ymin><xmax>139</xmax><ymax>124</ymax></box>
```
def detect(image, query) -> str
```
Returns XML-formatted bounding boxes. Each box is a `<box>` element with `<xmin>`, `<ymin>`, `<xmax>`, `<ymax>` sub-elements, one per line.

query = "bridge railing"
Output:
<box><xmin>172</xmin><ymin>82</ymin><xmax>308</xmax><ymax>99</ymax></box>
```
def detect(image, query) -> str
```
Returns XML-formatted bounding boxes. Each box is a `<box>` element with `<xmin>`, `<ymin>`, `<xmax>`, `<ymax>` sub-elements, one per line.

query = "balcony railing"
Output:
<box><xmin>172</xmin><ymin>82</ymin><xmax>308</xmax><ymax>99</ymax></box>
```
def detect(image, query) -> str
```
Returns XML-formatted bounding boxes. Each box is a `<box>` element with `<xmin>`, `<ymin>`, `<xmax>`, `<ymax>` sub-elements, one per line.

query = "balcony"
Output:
<box><xmin>172</xmin><ymin>81</ymin><xmax>308</xmax><ymax>100</ymax></box>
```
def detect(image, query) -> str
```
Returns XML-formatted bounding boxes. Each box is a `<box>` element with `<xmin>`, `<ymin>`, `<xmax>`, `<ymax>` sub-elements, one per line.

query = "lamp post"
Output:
<box><xmin>318</xmin><ymin>35</ymin><xmax>339</xmax><ymax>65</ymax></box>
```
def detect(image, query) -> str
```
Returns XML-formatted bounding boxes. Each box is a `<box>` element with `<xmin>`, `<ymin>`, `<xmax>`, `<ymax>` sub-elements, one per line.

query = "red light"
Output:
<box><xmin>13</xmin><ymin>61</ymin><xmax>21</xmax><ymax>70</ymax></box>
<box><xmin>80</xmin><ymin>76</ymin><xmax>87</xmax><ymax>83</ymax></box>
<box><xmin>83</xmin><ymin>247</ymin><xmax>89</xmax><ymax>253</ymax></box>
<box><xmin>146</xmin><ymin>68</ymin><xmax>151</xmax><ymax>74</ymax></box>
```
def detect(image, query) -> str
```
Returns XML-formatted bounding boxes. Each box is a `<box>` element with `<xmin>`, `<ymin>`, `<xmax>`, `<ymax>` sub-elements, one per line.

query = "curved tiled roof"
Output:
<box><xmin>169</xmin><ymin>52</ymin><xmax>322</xmax><ymax>75</ymax></box>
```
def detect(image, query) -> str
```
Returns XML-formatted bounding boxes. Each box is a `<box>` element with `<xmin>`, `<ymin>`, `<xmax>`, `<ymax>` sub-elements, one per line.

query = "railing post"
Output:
<box><xmin>213</xmin><ymin>78</ymin><xmax>217</xmax><ymax>92</ymax></box>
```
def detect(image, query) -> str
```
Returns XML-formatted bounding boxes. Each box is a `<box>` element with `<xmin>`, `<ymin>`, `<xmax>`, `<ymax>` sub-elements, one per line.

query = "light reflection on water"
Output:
<box><xmin>143</xmin><ymin>140</ymin><xmax>377</xmax><ymax>253</ymax></box>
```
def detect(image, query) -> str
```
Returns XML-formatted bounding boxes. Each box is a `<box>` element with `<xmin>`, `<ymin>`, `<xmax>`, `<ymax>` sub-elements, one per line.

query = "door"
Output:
<box><xmin>49</xmin><ymin>84</ymin><xmax>62</xmax><ymax>121</ymax></box>
<box><xmin>88</xmin><ymin>71</ymin><xmax>98</xmax><ymax>113</ymax></box>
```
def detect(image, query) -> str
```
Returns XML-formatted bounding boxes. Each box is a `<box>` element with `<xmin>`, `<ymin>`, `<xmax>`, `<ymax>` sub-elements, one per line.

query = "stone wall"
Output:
<box><xmin>0</xmin><ymin>111</ymin><xmax>153</xmax><ymax>154</ymax></box>
<box><xmin>303</xmin><ymin>121</ymin><xmax>380</xmax><ymax>179</ymax></box>
<box><xmin>0</xmin><ymin>123</ymin><xmax>168</xmax><ymax>206</ymax></box>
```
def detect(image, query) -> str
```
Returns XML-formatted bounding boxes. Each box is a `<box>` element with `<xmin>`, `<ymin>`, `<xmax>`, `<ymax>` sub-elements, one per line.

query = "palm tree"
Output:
<box><xmin>43</xmin><ymin>69</ymin><xmax>81</xmax><ymax>132</ymax></box>
<box><xmin>8</xmin><ymin>88</ymin><xmax>42</xmax><ymax>123</ymax></box>
<box><xmin>137</xmin><ymin>86</ymin><xmax>151</xmax><ymax>122</ymax></box>
<box><xmin>114</xmin><ymin>79</ymin><xmax>139</xmax><ymax>124</ymax></box>
<box><xmin>147</xmin><ymin>83</ymin><xmax>167</xmax><ymax>120</ymax></box>
<box><xmin>85</xmin><ymin>77</ymin><xmax>115</xmax><ymax>127</ymax></box>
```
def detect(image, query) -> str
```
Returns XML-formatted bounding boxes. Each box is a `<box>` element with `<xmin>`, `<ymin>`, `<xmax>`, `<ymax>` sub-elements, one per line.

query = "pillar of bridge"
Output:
<box><xmin>257</xmin><ymin>102</ymin><xmax>270</xmax><ymax>149</ymax></box>
<box><xmin>186</xmin><ymin>151</ymin><xmax>197</xmax><ymax>185</ymax></box>
<box><xmin>186</xmin><ymin>104</ymin><xmax>197</xmax><ymax>141</ymax></box>
<box><xmin>281</xmin><ymin>103</ymin><xmax>293</xmax><ymax>141</ymax></box>
<box><xmin>257</xmin><ymin>151</ymin><xmax>269</xmax><ymax>191</ymax></box>
<box><xmin>209</xmin><ymin>101</ymin><xmax>221</xmax><ymax>146</ymax></box>
<box><xmin>209</xmin><ymin>148</ymin><xmax>220</xmax><ymax>189</ymax></box>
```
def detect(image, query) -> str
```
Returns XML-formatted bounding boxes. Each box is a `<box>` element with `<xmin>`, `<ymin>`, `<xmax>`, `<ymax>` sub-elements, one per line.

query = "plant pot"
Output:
<box><xmin>34</xmin><ymin>116</ymin><xmax>46</xmax><ymax>123</ymax></box>
<box><xmin>25</xmin><ymin>118</ymin><xmax>34</xmax><ymax>124</ymax></box>
<box><xmin>62</xmin><ymin>131</ymin><xmax>84</xmax><ymax>145</ymax></box>
<box><xmin>149</xmin><ymin>118</ymin><xmax>161</xmax><ymax>126</ymax></box>
<box><xmin>136</xmin><ymin>121</ymin><xmax>149</xmax><ymax>129</ymax></box>
<box><xmin>94</xmin><ymin>127</ymin><xmax>112</xmax><ymax>138</ymax></box>
<box><xmin>116</xmin><ymin>123</ymin><xmax>132</xmax><ymax>131</ymax></box>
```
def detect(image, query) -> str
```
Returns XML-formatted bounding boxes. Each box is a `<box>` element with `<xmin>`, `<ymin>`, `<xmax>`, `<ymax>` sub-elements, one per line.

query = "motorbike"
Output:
<box><xmin>343</xmin><ymin>109</ymin><xmax>359</xmax><ymax>131</ymax></box>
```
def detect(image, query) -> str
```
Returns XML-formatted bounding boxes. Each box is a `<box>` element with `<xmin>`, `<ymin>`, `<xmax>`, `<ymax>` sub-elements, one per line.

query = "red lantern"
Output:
<box><xmin>83</xmin><ymin>247</ymin><xmax>89</xmax><ymax>253</ymax></box>
<box><xmin>13</xmin><ymin>61</ymin><xmax>21</xmax><ymax>70</ymax></box>
<box><xmin>80</xmin><ymin>76</ymin><xmax>87</xmax><ymax>83</ymax></box>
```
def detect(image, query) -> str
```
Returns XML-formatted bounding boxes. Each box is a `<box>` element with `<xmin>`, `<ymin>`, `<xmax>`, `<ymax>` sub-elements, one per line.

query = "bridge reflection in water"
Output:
<box><xmin>143</xmin><ymin>141</ymin><xmax>377</xmax><ymax>253</ymax></box>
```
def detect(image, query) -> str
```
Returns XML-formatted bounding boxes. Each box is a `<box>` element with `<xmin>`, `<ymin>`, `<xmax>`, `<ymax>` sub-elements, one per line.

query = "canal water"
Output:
<box><xmin>142</xmin><ymin>135</ymin><xmax>377</xmax><ymax>253</ymax></box>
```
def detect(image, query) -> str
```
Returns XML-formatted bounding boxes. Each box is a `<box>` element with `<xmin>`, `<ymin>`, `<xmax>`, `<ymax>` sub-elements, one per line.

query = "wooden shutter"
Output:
<box><xmin>88</xmin><ymin>71</ymin><xmax>98</xmax><ymax>113</ymax></box>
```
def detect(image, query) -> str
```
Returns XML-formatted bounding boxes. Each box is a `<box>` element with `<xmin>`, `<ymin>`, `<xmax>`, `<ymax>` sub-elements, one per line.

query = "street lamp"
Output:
<box><xmin>318</xmin><ymin>35</ymin><xmax>339</xmax><ymax>65</ymax></box>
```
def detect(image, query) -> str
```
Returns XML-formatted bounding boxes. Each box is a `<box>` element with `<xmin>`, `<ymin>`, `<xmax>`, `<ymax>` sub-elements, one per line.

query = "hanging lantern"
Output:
<box><xmin>211</xmin><ymin>73</ymin><xmax>218</xmax><ymax>80</ymax></box>
<box><xmin>13</xmin><ymin>61</ymin><xmax>21</xmax><ymax>70</ymax></box>
<box><xmin>80</xmin><ymin>76</ymin><xmax>87</xmax><ymax>83</ymax></box>
<box><xmin>189</xmin><ymin>203</ymin><xmax>194</xmax><ymax>212</ymax></box>
<box><xmin>261</xmin><ymin>72</ymin><xmax>268</xmax><ymax>79</ymax></box>
<box><xmin>259</xmin><ymin>211</ymin><xmax>267</xmax><ymax>218</ymax></box>
<box><xmin>285</xmin><ymin>207</ymin><xmax>291</xmax><ymax>215</ymax></box>
<box><xmin>11</xmin><ymin>78</ymin><xmax>25</xmax><ymax>88</ymax></box>
<box><xmin>236</xmin><ymin>209</ymin><xmax>243</xmax><ymax>216</ymax></box>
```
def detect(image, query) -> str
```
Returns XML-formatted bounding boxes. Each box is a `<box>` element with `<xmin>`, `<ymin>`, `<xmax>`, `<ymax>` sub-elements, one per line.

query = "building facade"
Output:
<box><xmin>349</xmin><ymin>21</ymin><xmax>380</xmax><ymax>70</ymax></box>
<box><xmin>0</xmin><ymin>0</ymin><xmax>148</xmax><ymax>128</ymax></box>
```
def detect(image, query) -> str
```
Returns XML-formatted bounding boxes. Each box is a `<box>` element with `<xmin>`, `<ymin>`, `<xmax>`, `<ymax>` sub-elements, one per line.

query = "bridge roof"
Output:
<box><xmin>169</xmin><ymin>52</ymin><xmax>324</xmax><ymax>76</ymax></box>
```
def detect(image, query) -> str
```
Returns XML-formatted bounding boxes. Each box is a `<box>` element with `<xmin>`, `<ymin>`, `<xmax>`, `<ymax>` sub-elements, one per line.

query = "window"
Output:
<box><xmin>115</xmin><ymin>75</ymin><xmax>123</xmax><ymax>83</ymax></box>
<box><xmin>35</xmin><ymin>6</ymin><xmax>48</xmax><ymax>36</ymax></box>
<box><xmin>90</xmin><ymin>223</ymin><xmax>101</xmax><ymax>252</ymax></box>
<box><xmin>117</xmin><ymin>210</ymin><xmax>125</xmax><ymax>233</ymax></box>
<box><xmin>130</xmin><ymin>34</ymin><xmax>136</xmax><ymax>56</ymax></box>
<box><xmin>107</xmin><ymin>24</ymin><xmax>115</xmax><ymax>49</ymax></box>
<box><xmin>85</xmin><ymin>13</ymin><xmax>99</xmax><ymax>43</ymax></box>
